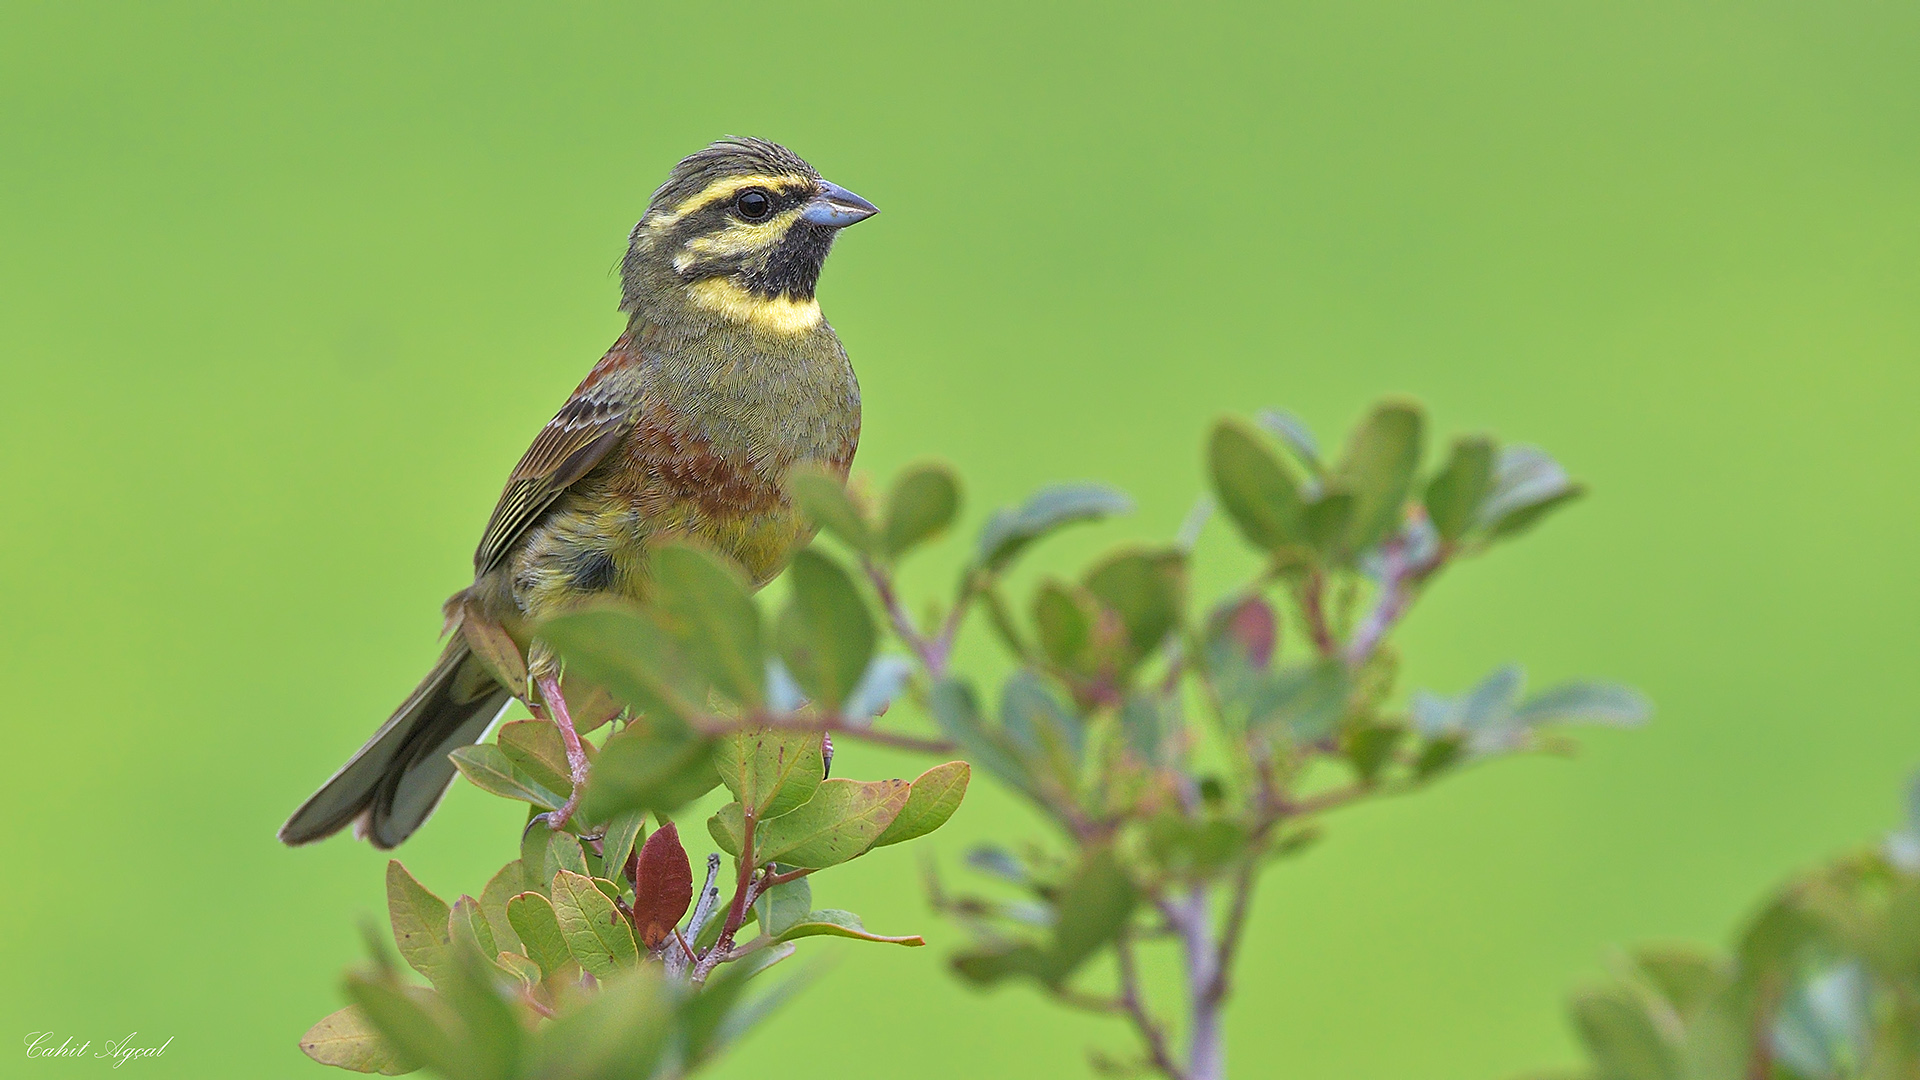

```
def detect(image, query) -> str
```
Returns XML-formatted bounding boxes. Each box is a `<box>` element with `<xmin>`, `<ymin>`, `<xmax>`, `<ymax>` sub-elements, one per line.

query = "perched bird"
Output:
<box><xmin>280</xmin><ymin>138</ymin><xmax>877</xmax><ymax>848</ymax></box>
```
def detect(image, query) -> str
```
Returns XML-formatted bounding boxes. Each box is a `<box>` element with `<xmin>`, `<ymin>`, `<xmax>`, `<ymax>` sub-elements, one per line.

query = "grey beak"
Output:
<box><xmin>800</xmin><ymin>180</ymin><xmax>879</xmax><ymax>228</ymax></box>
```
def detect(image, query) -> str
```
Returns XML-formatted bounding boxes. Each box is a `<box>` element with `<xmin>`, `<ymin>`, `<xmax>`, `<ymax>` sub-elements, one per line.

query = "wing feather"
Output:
<box><xmin>473</xmin><ymin>332</ymin><xmax>651</xmax><ymax>574</ymax></box>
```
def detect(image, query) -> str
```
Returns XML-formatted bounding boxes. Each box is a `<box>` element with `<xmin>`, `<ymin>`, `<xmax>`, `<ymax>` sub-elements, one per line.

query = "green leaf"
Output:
<box><xmin>385</xmin><ymin>861</ymin><xmax>452</xmax><ymax>987</ymax></box>
<box><xmin>495</xmin><ymin>951</ymin><xmax>541</xmax><ymax>991</ymax></box>
<box><xmin>1246</xmin><ymin>661</ymin><xmax>1351</xmax><ymax>743</ymax></box>
<box><xmin>649</xmin><ymin>543</ymin><xmax>766</xmax><ymax>707</ymax></box>
<box><xmin>342</xmin><ymin>976</ymin><xmax>468</xmax><ymax>1078</ymax></box>
<box><xmin>1332</xmin><ymin>400</ymin><xmax>1424</xmax><ymax>553</ymax></box>
<box><xmin>505</xmin><ymin>892</ymin><xmax>571</xmax><ymax>980</ymax></box>
<box><xmin>1477</xmin><ymin>445</ymin><xmax>1584</xmax><ymax>541</ymax></box>
<box><xmin>787</xmin><ymin>464</ymin><xmax>876</xmax><ymax>556</ymax></box>
<box><xmin>524</xmin><ymin>967</ymin><xmax>673</xmax><ymax>1080</ymax></box>
<box><xmin>457</xmin><ymin>614</ymin><xmax>529</xmax><ymax>700</ymax></box>
<box><xmin>1001</xmin><ymin>669</ymin><xmax>1083</xmax><ymax>776</ymax></box>
<box><xmin>1301</xmin><ymin>489</ymin><xmax>1356</xmax><ymax>559</ymax></box>
<box><xmin>1145</xmin><ymin>815</ymin><xmax>1248</xmax><ymax>878</ymax></box>
<box><xmin>1630</xmin><ymin>947</ymin><xmax>1727</xmax><ymax>1020</ymax></box>
<box><xmin>951</xmin><ymin>942</ymin><xmax>1049</xmax><ymax>985</ymax></box>
<box><xmin>871</xmin><ymin>761</ymin><xmax>971</xmax><ymax>848</ymax></box>
<box><xmin>599</xmin><ymin>809</ymin><xmax>647</xmax><ymax>886</ymax></box>
<box><xmin>448</xmin><ymin>895</ymin><xmax>498</xmax><ymax>963</ymax></box>
<box><xmin>710</xmin><ymin>778</ymin><xmax>912</xmax><ymax>868</ymax></box>
<box><xmin>1032</xmin><ymin>580</ymin><xmax>1095</xmax><ymax>670</ymax></box>
<box><xmin>1208</xmin><ymin>418</ymin><xmax>1305</xmax><ymax>552</ymax></box>
<box><xmin>300</xmin><ymin>1005</ymin><xmax>418</xmax><ymax>1075</ymax></box>
<box><xmin>776</xmin><ymin>908</ymin><xmax>925</xmax><ymax>946</ymax></box>
<box><xmin>681</xmin><ymin>945</ymin><xmax>806</xmax><ymax>1066</ymax></box>
<box><xmin>1424</xmin><ymin>436</ymin><xmax>1495</xmax><ymax>543</ymax></box>
<box><xmin>929</xmin><ymin>678</ymin><xmax>1036</xmax><ymax>801</ymax></box>
<box><xmin>1569</xmin><ymin>986</ymin><xmax>1682</xmax><ymax>1080</ymax></box>
<box><xmin>715</xmin><ymin>727</ymin><xmax>825</xmax><ymax>820</ymax></box>
<box><xmin>545</xmin><ymin>830</ymin><xmax>590</xmax><ymax>881</ymax></box>
<box><xmin>537</xmin><ymin>607</ymin><xmax>706</xmax><ymax>726</ymax></box>
<box><xmin>498</xmin><ymin>719</ymin><xmax>594</xmax><ymax>799</ymax></box>
<box><xmin>976</xmin><ymin>483</ymin><xmax>1133</xmax><ymax>571</ymax></box>
<box><xmin>436</xmin><ymin>935</ymin><xmax>523</xmax><ymax>1080</ymax></box>
<box><xmin>1256</xmin><ymin>408</ymin><xmax>1323</xmax><ymax>472</ymax></box>
<box><xmin>777</xmin><ymin>548</ymin><xmax>876</xmax><ymax>711</ymax></box>
<box><xmin>479</xmin><ymin>860</ymin><xmax>529</xmax><ymax>955</ymax></box>
<box><xmin>580</xmin><ymin>720</ymin><xmax>721</xmax><ymax>823</ymax></box>
<box><xmin>754</xmin><ymin>874</ymin><xmax>812</xmax><ymax>938</ymax></box>
<box><xmin>881</xmin><ymin>462</ymin><xmax>962</xmax><ymax>559</ymax></box>
<box><xmin>549</xmin><ymin>869</ymin><xmax>638</xmax><ymax>978</ymax></box>
<box><xmin>1083</xmin><ymin>546</ymin><xmax>1186</xmax><ymax>665</ymax></box>
<box><xmin>1044</xmin><ymin>848</ymin><xmax>1138</xmax><ymax>983</ymax></box>
<box><xmin>449</xmin><ymin>744</ymin><xmax>566</xmax><ymax>811</ymax></box>
<box><xmin>1511</xmin><ymin>682</ymin><xmax>1652</xmax><ymax>728</ymax></box>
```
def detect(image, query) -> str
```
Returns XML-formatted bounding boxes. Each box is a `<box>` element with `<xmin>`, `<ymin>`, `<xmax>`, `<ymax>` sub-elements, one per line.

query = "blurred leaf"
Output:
<box><xmin>1119</xmin><ymin>693</ymin><xmax>1168</xmax><ymax>762</ymax></box>
<box><xmin>777</xmin><ymin>548</ymin><xmax>876</xmax><ymax>711</ymax></box>
<box><xmin>1002</xmin><ymin>669</ymin><xmax>1084</xmax><ymax>776</ymax></box>
<box><xmin>549</xmin><ymin>870</ymin><xmax>638</xmax><ymax>978</ymax></box>
<box><xmin>1332</xmin><ymin>400</ymin><xmax>1424</xmax><ymax>554</ymax></box>
<box><xmin>1413</xmin><ymin>736</ymin><xmax>1463</xmax><ymax>780</ymax></box>
<box><xmin>711</xmin><ymin>778</ymin><xmax>911</xmax><ymax>868</ymax></box>
<box><xmin>524</xmin><ymin>967</ymin><xmax>672</xmax><ymax>1080</ymax></box>
<box><xmin>976</xmin><ymin>483</ymin><xmax>1134</xmax><ymax>572</ymax></box>
<box><xmin>600</xmin><ymin>810</ymin><xmax>647</xmax><ymax>887</ymax></box>
<box><xmin>630</xmin><ymin>822</ymin><xmax>694</xmax><ymax>950</ymax></box>
<box><xmin>1256</xmin><ymin>408</ymin><xmax>1323</xmax><ymax>473</ymax></box>
<box><xmin>498</xmin><ymin>719</ymin><xmax>595</xmax><ymax>799</ymax></box>
<box><xmin>1569</xmin><ymin>986</ymin><xmax>1681</xmax><ymax>1080</ymax></box>
<box><xmin>843</xmin><ymin>654</ymin><xmax>914</xmax><ymax>722</ymax></box>
<box><xmin>1208</xmin><ymin>418</ymin><xmax>1305</xmax><ymax>552</ymax></box>
<box><xmin>450</xmin><ymin>744</ymin><xmax>566</xmax><ymax>811</ymax></box>
<box><xmin>343</xmin><ymin>975</ymin><xmax>469</xmax><ymax>1079</ymax></box>
<box><xmin>882</xmin><ymin>462</ymin><xmax>962</xmax><ymax>559</ymax></box>
<box><xmin>1301</xmin><ymin>489</ymin><xmax>1357</xmax><ymax>559</ymax></box>
<box><xmin>787</xmin><ymin>464</ymin><xmax>876</xmax><ymax>556</ymax></box>
<box><xmin>1512</xmin><ymin>682</ymin><xmax>1652</xmax><ymax>728</ymax></box>
<box><xmin>436</xmin><ymin>935</ymin><xmax>523</xmax><ymax>1080</ymax></box>
<box><xmin>1424</xmin><ymin>436</ymin><xmax>1496</xmax><ymax>543</ymax></box>
<box><xmin>777</xmin><ymin>908</ymin><xmax>925</xmax><ymax>946</ymax></box>
<box><xmin>580</xmin><ymin>721</ymin><xmax>720</xmax><ymax>823</ymax></box>
<box><xmin>649</xmin><ymin>543</ymin><xmax>766</xmax><ymax>707</ymax></box>
<box><xmin>1083</xmin><ymin>546</ymin><xmax>1186</xmax><ymax>664</ymax></box>
<box><xmin>1343</xmin><ymin>722</ymin><xmax>1406</xmax><ymax>783</ymax></box>
<box><xmin>505</xmin><ymin>892</ymin><xmax>570</xmax><ymax>981</ymax></box>
<box><xmin>1210</xmin><ymin>595</ymin><xmax>1277</xmax><ymax>670</ymax></box>
<box><xmin>300</xmin><ymin>1004</ymin><xmax>417</xmax><ymax>1075</ymax></box>
<box><xmin>385</xmin><ymin>861</ymin><xmax>452</xmax><ymax>988</ymax></box>
<box><xmin>1478</xmin><ymin>445</ymin><xmax>1584</xmax><ymax>541</ymax></box>
<box><xmin>538</xmin><ymin>607</ymin><xmax>705</xmax><ymax>726</ymax></box>
<box><xmin>966</xmin><ymin>845</ymin><xmax>1032</xmax><ymax>886</ymax></box>
<box><xmin>872</xmin><ymin>761</ymin><xmax>972</xmax><ymax>848</ymax></box>
<box><xmin>930</xmin><ymin>678</ymin><xmax>1036</xmax><ymax>801</ymax></box>
<box><xmin>951</xmin><ymin>942</ymin><xmax>1050</xmax><ymax>986</ymax></box>
<box><xmin>755</xmin><ymin>873</ymin><xmax>812</xmax><ymax>939</ymax></box>
<box><xmin>1630</xmin><ymin>947</ymin><xmax>1727</xmax><ymax>1021</ymax></box>
<box><xmin>694</xmin><ymin>945</ymin><xmax>809</xmax><ymax>1063</ymax></box>
<box><xmin>458</xmin><ymin>615</ymin><xmax>528</xmax><ymax>700</ymax></box>
<box><xmin>1044</xmin><ymin>848</ymin><xmax>1139</xmax><ymax>983</ymax></box>
<box><xmin>1247</xmin><ymin>662</ymin><xmax>1351</xmax><ymax>743</ymax></box>
<box><xmin>479</xmin><ymin>860</ymin><xmax>529</xmax><ymax>955</ymax></box>
<box><xmin>1145</xmin><ymin>815</ymin><xmax>1248</xmax><ymax>879</ymax></box>
<box><xmin>1032</xmin><ymin>580</ymin><xmax>1096</xmax><ymax>671</ymax></box>
<box><xmin>715</xmin><ymin>727</ymin><xmax>825</xmax><ymax>820</ymax></box>
<box><xmin>558</xmin><ymin>670</ymin><xmax>624</xmax><ymax>736</ymax></box>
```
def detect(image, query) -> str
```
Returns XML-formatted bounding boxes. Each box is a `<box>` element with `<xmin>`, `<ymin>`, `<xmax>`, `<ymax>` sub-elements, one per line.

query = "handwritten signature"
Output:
<box><xmin>23</xmin><ymin>1033</ymin><xmax>173</xmax><ymax>1067</ymax></box>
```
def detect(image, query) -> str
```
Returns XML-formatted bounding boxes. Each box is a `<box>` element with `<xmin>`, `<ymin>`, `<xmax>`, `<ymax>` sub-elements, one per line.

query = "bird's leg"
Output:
<box><xmin>536</xmin><ymin>672</ymin><xmax>593</xmax><ymax>832</ymax></box>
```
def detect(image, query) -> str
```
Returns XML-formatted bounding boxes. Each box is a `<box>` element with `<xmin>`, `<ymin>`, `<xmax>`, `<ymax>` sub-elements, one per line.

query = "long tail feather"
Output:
<box><xmin>279</xmin><ymin>641</ymin><xmax>512</xmax><ymax>849</ymax></box>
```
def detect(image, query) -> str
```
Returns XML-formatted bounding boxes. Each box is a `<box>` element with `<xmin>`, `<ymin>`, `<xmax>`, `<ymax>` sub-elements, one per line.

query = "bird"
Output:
<box><xmin>279</xmin><ymin>137</ymin><xmax>877</xmax><ymax>849</ymax></box>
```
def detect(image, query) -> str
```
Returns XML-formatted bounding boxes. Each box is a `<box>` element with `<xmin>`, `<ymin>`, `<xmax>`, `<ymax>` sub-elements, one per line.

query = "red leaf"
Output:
<box><xmin>630</xmin><ymin>821</ymin><xmax>694</xmax><ymax>949</ymax></box>
<box><xmin>1218</xmin><ymin>596</ymin><xmax>1277</xmax><ymax>668</ymax></box>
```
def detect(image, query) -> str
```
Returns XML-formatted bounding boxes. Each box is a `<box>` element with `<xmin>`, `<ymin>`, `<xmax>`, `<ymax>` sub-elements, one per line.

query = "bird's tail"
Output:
<box><xmin>279</xmin><ymin>640</ymin><xmax>513</xmax><ymax>849</ymax></box>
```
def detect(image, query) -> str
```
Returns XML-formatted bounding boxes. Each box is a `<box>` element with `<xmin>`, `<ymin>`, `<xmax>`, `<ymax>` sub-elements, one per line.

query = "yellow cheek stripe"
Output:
<box><xmin>648</xmin><ymin>173</ymin><xmax>814</xmax><ymax>228</ymax></box>
<box><xmin>671</xmin><ymin>208</ymin><xmax>805</xmax><ymax>273</ymax></box>
<box><xmin>686</xmin><ymin>278</ymin><xmax>822</xmax><ymax>334</ymax></box>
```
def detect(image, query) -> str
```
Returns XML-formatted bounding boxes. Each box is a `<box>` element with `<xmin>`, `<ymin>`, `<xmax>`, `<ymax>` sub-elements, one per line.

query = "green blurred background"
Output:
<box><xmin>3</xmin><ymin>1</ymin><xmax>1916</xmax><ymax>1076</ymax></box>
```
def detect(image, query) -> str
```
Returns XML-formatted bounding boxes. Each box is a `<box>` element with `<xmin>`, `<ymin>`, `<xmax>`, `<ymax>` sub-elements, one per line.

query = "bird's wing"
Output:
<box><xmin>473</xmin><ymin>331</ymin><xmax>651</xmax><ymax>575</ymax></box>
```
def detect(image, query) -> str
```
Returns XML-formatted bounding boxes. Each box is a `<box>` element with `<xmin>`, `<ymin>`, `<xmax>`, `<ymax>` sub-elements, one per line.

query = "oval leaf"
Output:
<box><xmin>649</xmin><ymin>544</ymin><xmax>766</xmax><ymax>707</ymax></box>
<box><xmin>1208</xmin><ymin>419</ymin><xmax>1305</xmax><ymax>552</ymax></box>
<box><xmin>1333</xmin><ymin>400</ymin><xmax>1424</xmax><ymax>554</ymax></box>
<box><xmin>715</xmin><ymin>727</ymin><xmax>824</xmax><ymax>820</ymax></box>
<box><xmin>975</xmin><ymin>483</ymin><xmax>1133</xmax><ymax>571</ymax></box>
<box><xmin>549</xmin><ymin>869</ymin><xmax>638</xmax><ymax>977</ymax></box>
<box><xmin>631</xmin><ymin>822</ymin><xmax>694</xmax><ymax>949</ymax></box>
<box><xmin>385</xmin><ymin>861</ymin><xmax>452</xmax><ymax>987</ymax></box>
<box><xmin>537</xmin><ymin>607</ymin><xmax>706</xmax><ymax>726</ymax></box>
<box><xmin>1424</xmin><ymin>436</ymin><xmax>1495</xmax><ymax>543</ymax></box>
<box><xmin>871</xmin><ymin>761</ymin><xmax>970</xmax><ymax>848</ymax></box>
<box><xmin>775</xmin><ymin>908</ymin><xmax>925</xmax><ymax>947</ymax></box>
<box><xmin>881</xmin><ymin>463</ymin><xmax>961</xmax><ymax>559</ymax></box>
<box><xmin>787</xmin><ymin>464</ymin><xmax>875</xmax><ymax>555</ymax></box>
<box><xmin>301</xmin><ymin>1005</ymin><xmax>418</xmax><ymax>1075</ymax></box>
<box><xmin>505</xmin><ymin>892</ymin><xmax>571</xmax><ymax>980</ymax></box>
<box><xmin>449</xmin><ymin>744</ymin><xmax>565</xmax><ymax>810</ymax></box>
<box><xmin>777</xmin><ymin>548</ymin><xmax>876</xmax><ymax>710</ymax></box>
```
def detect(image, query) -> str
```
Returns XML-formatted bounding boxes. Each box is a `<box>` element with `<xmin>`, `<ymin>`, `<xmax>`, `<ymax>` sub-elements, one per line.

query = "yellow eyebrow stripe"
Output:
<box><xmin>649</xmin><ymin>174</ymin><xmax>815</xmax><ymax>227</ymax></box>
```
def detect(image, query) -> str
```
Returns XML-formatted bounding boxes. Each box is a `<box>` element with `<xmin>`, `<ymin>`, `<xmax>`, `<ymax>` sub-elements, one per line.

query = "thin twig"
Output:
<box><xmin>864</xmin><ymin>561</ymin><xmax>946</xmax><ymax>675</ymax></box>
<box><xmin>762</xmin><ymin>865</ymin><xmax>816</xmax><ymax>888</ymax></box>
<box><xmin>1297</xmin><ymin>572</ymin><xmax>1338</xmax><ymax>658</ymax></box>
<box><xmin>1204</xmin><ymin>859</ymin><xmax>1259</xmax><ymax>1008</ymax></box>
<box><xmin>1050</xmin><ymin>987</ymin><xmax>1127</xmax><ymax>1015</ymax></box>
<box><xmin>1117</xmin><ymin>931</ymin><xmax>1188</xmax><ymax>1080</ymax></box>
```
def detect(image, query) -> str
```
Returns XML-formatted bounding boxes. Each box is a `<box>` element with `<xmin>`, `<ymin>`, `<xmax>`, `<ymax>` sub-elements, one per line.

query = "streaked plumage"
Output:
<box><xmin>281</xmin><ymin>138</ymin><xmax>876</xmax><ymax>848</ymax></box>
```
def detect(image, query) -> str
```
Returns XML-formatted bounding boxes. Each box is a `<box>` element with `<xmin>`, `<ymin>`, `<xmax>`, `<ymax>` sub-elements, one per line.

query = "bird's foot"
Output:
<box><xmin>535</xmin><ymin>672</ymin><xmax>593</xmax><ymax>833</ymax></box>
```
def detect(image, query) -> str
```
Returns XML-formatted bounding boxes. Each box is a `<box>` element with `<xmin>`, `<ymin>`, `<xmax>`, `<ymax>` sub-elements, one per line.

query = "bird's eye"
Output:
<box><xmin>734</xmin><ymin>189</ymin><xmax>772</xmax><ymax>220</ymax></box>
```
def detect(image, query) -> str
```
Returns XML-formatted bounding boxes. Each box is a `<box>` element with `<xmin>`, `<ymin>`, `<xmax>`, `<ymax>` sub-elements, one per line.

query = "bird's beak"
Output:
<box><xmin>800</xmin><ymin>180</ymin><xmax>879</xmax><ymax>228</ymax></box>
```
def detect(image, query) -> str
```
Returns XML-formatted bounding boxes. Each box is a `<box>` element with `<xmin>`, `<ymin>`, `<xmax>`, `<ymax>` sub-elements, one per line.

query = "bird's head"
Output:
<box><xmin>622</xmin><ymin>137</ymin><xmax>878</xmax><ymax>334</ymax></box>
